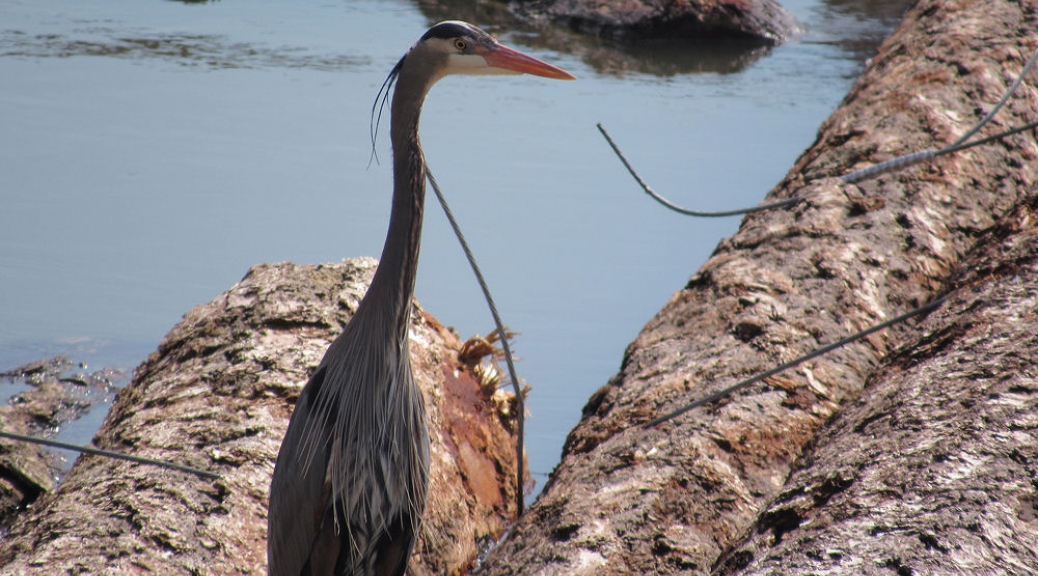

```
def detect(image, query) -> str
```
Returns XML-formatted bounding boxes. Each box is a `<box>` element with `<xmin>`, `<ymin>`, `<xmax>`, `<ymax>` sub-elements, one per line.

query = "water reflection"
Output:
<box><xmin>417</xmin><ymin>0</ymin><xmax>526</xmax><ymax>30</ymax></box>
<box><xmin>807</xmin><ymin>0</ymin><xmax>915</xmax><ymax>58</ymax></box>
<box><xmin>823</xmin><ymin>0</ymin><xmax>914</xmax><ymax>23</ymax></box>
<box><xmin>414</xmin><ymin>0</ymin><xmax>912</xmax><ymax>78</ymax></box>
<box><xmin>557</xmin><ymin>36</ymin><xmax>772</xmax><ymax>77</ymax></box>
<box><xmin>0</xmin><ymin>29</ymin><xmax>363</xmax><ymax>70</ymax></box>
<box><xmin>0</xmin><ymin>10</ymin><xmax>763</xmax><ymax>76</ymax></box>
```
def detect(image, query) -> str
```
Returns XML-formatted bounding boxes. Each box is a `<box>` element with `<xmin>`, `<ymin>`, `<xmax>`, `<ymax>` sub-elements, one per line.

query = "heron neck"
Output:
<box><xmin>362</xmin><ymin>69</ymin><xmax>432</xmax><ymax>346</ymax></box>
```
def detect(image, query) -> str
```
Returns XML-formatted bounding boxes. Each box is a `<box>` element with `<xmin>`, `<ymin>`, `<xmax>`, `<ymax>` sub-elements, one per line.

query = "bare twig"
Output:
<box><xmin>600</xmin><ymin>117</ymin><xmax>1038</xmax><ymax>208</ymax></box>
<box><xmin>0</xmin><ymin>428</ymin><xmax>221</xmax><ymax>480</ymax></box>
<box><xmin>840</xmin><ymin>118</ymin><xmax>1038</xmax><ymax>183</ymax></box>
<box><xmin>644</xmin><ymin>296</ymin><xmax>948</xmax><ymax>428</ymax></box>
<box><xmin>601</xmin><ymin>43</ymin><xmax>1038</xmax><ymax>209</ymax></box>
<box><xmin>951</xmin><ymin>44</ymin><xmax>1038</xmax><ymax>148</ymax></box>
<box><xmin>426</xmin><ymin>168</ymin><xmax>527</xmax><ymax>515</ymax></box>
<box><xmin>596</xmin><ymin>123</ymin><xmax>801</xmax><ymax>217</ymax></box>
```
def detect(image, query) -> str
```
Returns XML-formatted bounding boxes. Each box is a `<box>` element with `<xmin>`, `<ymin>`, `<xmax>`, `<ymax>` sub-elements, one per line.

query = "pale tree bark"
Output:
<box><xmin>718</xmin><ymin>196</ymin><xmax>1038</xmax><ymax>574</ymax></box>
<box><xmin>481</xmin><ymin>0</ymin><xmax>1038</xmax><ymax>573</ymax></box>
<box><xmin>0</xmin><ymin>260</ymin><xmax>525</xmax><ymax>575</ymax></box>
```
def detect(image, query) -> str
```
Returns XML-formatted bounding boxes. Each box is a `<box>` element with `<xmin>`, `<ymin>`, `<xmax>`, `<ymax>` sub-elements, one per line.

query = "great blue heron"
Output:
<box><xmin>267</xmin><ymin>21</ymin><xmax>574</xmax><ymax>576</ymax></box>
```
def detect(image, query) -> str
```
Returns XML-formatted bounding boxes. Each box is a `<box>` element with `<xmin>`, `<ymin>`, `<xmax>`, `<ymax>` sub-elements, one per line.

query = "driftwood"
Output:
<box><xmin>718</xmin><ymin>196</ymin><xmax>1038</xmax><ymax>574</ymax></box>
<box><xmin>480</xmin><ymin>0</ymin><xmax>1038</xmax><ymax>573</ymax></box>
<box><xmin>0</xmin><ymin>260</ymin><xmax>524</xmax><ymax>574</ymax></box>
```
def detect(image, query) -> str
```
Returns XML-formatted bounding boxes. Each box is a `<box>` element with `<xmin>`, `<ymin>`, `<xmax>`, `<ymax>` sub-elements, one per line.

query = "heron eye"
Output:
<box><xmin>454</xmin><ymin>39</ymin><xmax>466</xmax><ymax>51</ymax></box>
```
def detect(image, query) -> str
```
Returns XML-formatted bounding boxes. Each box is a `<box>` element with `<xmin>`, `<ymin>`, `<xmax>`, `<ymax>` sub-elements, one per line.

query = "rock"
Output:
<box><xmin>0</xmin><ymin>260</ymin><xmax>526</xmax><ymax>575</ymax></box>
<box><xmin>479</xmin><ymin>0</ymin><xmax>1038</xmax><ymax>573</ymax></box>
<box><xmin>0</xmin><ymin>357</ymin><xmax>119</xmax><ymax>530</ymax></box>
<box><xmin>506</xmin><ymin>0</ymin><xmax>803</xmax><ymax>44</ymax></box>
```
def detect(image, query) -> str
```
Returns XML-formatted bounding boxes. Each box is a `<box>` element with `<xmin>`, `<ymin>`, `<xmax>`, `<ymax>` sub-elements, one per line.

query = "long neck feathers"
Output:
<box><xmin>358</xmin><ymin>53</ymin><xmax>436</xmax><ymax>349</ymax></box>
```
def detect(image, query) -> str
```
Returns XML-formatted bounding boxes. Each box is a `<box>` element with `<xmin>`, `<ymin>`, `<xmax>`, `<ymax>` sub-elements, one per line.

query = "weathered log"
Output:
<box><xmin>506</xmin><ymin>0</ymin><xmax>802</xmax><ymax>44</ymax></box>
<box><xmin>480</xmin><ymin>0</ymin><xmax>1038</xmax><ymax>573</ymax></box>
<box><xmin>0</xmin><ymin>260</ymin><xmax>524</xmax><ymax>574</ymax></box>
<box><xmin>717</xmin><ymin>195</ymin><xmax>1038</xmax><ymax>574</ymax></box>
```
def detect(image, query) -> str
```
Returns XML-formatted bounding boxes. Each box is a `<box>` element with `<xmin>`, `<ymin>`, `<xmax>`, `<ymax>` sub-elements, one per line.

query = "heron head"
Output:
<box><xmin>419</xmin><ymin>21</ymin><xmax>576</xmax><ymax>81</ymax></box>
<box><xmin>369</xmin><ymin>21</ymin><xmax>573</xmax><ymax>165</ymax></box>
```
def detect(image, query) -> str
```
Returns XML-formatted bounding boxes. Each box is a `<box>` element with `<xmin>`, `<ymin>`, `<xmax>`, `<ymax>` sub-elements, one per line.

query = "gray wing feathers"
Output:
<box><xmin>268</xmin><ymin>317</ymin><xmax>429</xmax><ymax>576</ymax></box>
<box><xmin>268</xmin><ymin>367</ymin><xmax>332</xmax><ymax>575</ymax></box>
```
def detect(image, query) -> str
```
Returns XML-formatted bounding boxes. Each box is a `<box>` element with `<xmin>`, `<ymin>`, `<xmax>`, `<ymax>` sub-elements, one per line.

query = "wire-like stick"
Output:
<box><xmin>643</xmin><ymin>296</ymin><xmax>948</xmax><ymax>428</ymax></box>
<box><xmin>951</xmin><ymin>44</ymin><xmax>1038</xmax><ymax>148</ymax></box>
<box><xmin>603</xmin><ymin>45</ymin><xmax>1038</xmax><ymax>207</ymax></box>
<box><xmin>939</xmin><ymin>118</ymin><xmax>1038</xmax><ymax>156</ymax></box>
<box><xmin>426</xmin><ymin>168</ymin><xmax>527</xmax><ymax>515</ymax></box>
<box><xmin>601</xmin><ymin>117</ymin><xmax>1038</xmax><ymax>207</ymax></box>
<box><xmin>841</xmin><ymin>44</ymin><xmax>1038</xmax><ymax>183</ymax></box>
<box><xmin>0</xmin><ymin>428</ymin><xmax>221</xmax><ymax>480</ymax></box>
<box><xmin>596</xmin><ymin>123</ymin><xmax>802</xmax><ymax>217</ymax></box>
<box><xmin>840</xmin><ymin>119</ymin><xmax>1038</xmax><ymax>183</ymax></box>
<box><xmin>839</xmin><ymin>149</ymin><xmax>938</xmax><ymax>184</ymax></box>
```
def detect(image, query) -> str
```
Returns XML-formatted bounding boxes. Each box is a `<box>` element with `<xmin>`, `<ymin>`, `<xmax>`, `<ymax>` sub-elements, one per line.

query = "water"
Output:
<box><xmin>0</xmin><ymin>0</ymin><xmax>910</xmax><ymax>492</ymax></box>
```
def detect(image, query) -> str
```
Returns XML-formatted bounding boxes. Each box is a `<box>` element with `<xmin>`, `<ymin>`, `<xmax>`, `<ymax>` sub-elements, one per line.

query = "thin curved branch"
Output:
<box><xmin>644</xmin><ymin>295</ymin><xmax>948</xmax><ymax>428</ymax></box>
<box><xmin>0</xmin><ymin>429</ymin><xmax>221</xmax><ymax>480</ymax></box>
<box><xmin>941</xmin><ymin>118</ymin><xmax>1038</xmax><ymax>155</ymax></box>
<box><xmin>840</xmin><ymin>119</ymin><xmax>1038</xmax><ymax>183</ymax></box>
<box><xmin>602</xmin><ymin>44</ymin><xmax>1038</xmax><ymax>209</ymax></box>
<box><xmin>426</xmin><ymin>168</ymin><xmax>527</xmax><ymax>515</ymax></box>
<box><xmin>951</xmin><ymin>43</ymin><xmax>1038</xmax><ymax>148</ymax></box>
<box><xmin>840</xmin><ymin>43</ymin><xmax>1038</xmax><ymax>183</ymax></box>
<box><xmin>596</xmin><ymin>123</ymin><xmax>801</xmax><ymax>217</ymax></box>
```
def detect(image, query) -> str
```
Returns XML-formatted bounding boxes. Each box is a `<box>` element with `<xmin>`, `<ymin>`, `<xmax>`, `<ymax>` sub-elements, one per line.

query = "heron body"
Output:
<box><xmin>267</xmin><ymin>21</ymin><xmax>573</xmax><ymax>576</ymax></box>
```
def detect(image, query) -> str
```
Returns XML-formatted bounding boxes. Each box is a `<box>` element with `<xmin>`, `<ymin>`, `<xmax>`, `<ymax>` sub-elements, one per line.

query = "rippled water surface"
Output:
<box><xmin>0</xmin><ymin>0</ymin><xmax>911</xmax><ymax>489</ymax></box>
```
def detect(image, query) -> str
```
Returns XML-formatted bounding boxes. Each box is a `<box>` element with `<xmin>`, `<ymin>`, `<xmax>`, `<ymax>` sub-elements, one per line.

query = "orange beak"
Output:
<box><xmin>483</xmin><ymin>44</ymin><xmax>576</xmax><ymax>80</ymax></box>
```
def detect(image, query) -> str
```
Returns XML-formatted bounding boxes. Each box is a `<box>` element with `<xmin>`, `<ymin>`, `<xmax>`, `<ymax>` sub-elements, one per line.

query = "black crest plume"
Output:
<box><xmin>369</xmin><ymin>55</ymin><xmax>405</xmax><ymax>168</ymax></box>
